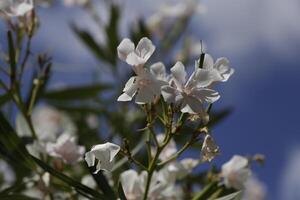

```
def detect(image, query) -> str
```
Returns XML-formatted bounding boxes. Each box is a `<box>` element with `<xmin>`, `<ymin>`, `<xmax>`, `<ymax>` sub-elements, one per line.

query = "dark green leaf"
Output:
<box><xmin>32</xmin><ymin>156</ymin><xmax>107</xmax><ymax>200</ymax></box>
<box><xmin>105</xmin><ymin>4</ymin><xmax>120</xmax><ymax>65</ymax></box>
<box><xmin>0</xmin><ymin>93</ymin><xmax>11</xmax><ymax>107</ymax></box>
<box><xmin>0</xmin><ymin>194</ymin><xmax>39</xmax><ymax>200</ymax></box>
<box><xmin>0</xmin><ymin>112</ymin><xmax>36</xmax><ymax>172</ymax></box>
<box><xmin>118</xmin><ymin>182</ymin><xmax>127</xmax><ymax>200</ymax></box>
<box><xmin>89</xmin><ymin>167</ymin><xmax>116</xmax><ymax>199</ymax></box>
<box><xmin>42</xmin><ymin>84</ymin><xmax>111</xmax><ymax>101</ymax></box>
<box><xmin>72</xmin><ymin>25</ymin><xmax>115</xmax><ymax>66</ymax></box>
<box><xmin>7</xmin><ymin>31</ymin><xmax>16</xmax><ymax>83</ymax></box>
<box><xmin>216</xmin><ymin>191</ymin><xmax>242</xmax><ymax>200</ymax></box>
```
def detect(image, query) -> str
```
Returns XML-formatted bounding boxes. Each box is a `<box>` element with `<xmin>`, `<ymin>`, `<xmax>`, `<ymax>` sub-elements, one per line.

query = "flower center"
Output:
<box><xmin>137</xmin><ymin>78</ymin><xmax>151</xmax><ymax>89</ymax></box>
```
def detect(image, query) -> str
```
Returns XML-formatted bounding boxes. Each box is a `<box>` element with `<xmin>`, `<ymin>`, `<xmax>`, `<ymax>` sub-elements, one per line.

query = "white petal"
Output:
<box><xmin>84</xmin><ymin>151</ymin><xmax>95</xmax><ymax>167</ymax></box>
<box><xmin>150</xmin><ymin>62</ymin><xmax>166</xmax><ymax>80</ymax></box>
<box><xmin>181</xmin><ymin>96</ymin><xmax>203</xmax><ymax>114</ymax></box>
<box><xmin>171</xmin><ymin>62</ymin><xmax>187</xmax><ymax>86</ymax></box>
<box><xmin>126</xmin><ymin>52</ymin><xmax>146</xmax><ymax>66</ymax></box>
<box><xmin>117</xmin><ymin>38</ymin><xmax>135</xmax><ymax>61</ymax></box>
<box><xmin>135</xmin><ymin>37</ymin><xmax>155</xmax><ymax>62</ymax></box>
<box><xmin>135</xmin><ymin>86</ymin><xmax>155</xmax><ymax>104</ymax></box>
<box><xmin>161</xmin><ymin>86</ymin><xmax>177</xmax><ymax>103</ymax></box>
<box><xmin>202</xmin><ymin>54</ymin><xmax>214</xmax><ymax>69</ymax></box>
<box><xmin>117</xmin><ymin>93</ymin><xmax>133</xmax><ymax>102</ymax></box>
<box><xmin>192</xmin><ymin>88</ymin><xmax>220</xmax><ymax>103</ymax></box>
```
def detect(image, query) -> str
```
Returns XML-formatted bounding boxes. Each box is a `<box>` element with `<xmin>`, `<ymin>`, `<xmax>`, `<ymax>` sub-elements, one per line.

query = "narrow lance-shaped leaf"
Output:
<box><xmin>118</xmin><ymin>182</ymin><xmax>127</xmax><ymax>200</ymax></box>
<box><xmin>7</xmin><ymin>31</ymin><xmax>17</xmax><ymax>84</ymax></box>
<box><xmin>42</xmin><ymin>84</ymin><xmax>112</xmax><ymax>101</ymax></box>
<box><xmin>32</xmin><ymin>156</ymin><xmax>107</xmax><ymax>200</ymax></box>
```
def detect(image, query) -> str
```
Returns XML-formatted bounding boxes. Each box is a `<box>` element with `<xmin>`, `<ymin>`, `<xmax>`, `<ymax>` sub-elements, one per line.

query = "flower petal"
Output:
<box><xmin>126</xmin><ymin>52</ymin><xmax>147</xmax><ymax>66</ymax></box>
<box><xmin>117</xmin><ymin>38</ymin><xmax>135</xmax><ymax>61</ymax></box>
<box><xmin>84</xmin><ymin>151</ymin><xmax>95</xmax><ymax>167</ymax></box>
<box><xmin>150</xmin><ymin>62</ymin><xmax>166</xmax><ymax>81</ymax></box>
<box><xmin>192</xmin><ymin>88</ymin><xmax>220</xmax><ymax>103</ymax></box>
<box><xmin>135</xmin><ymin>37</ymin><xmax>155</xmax><ymax>62</ymax></box>
<box><xmin>202</xmin><ymin>54</ymin><xmax>214</xmax><ymax>69</ymax></box>
<box><xmin>171</xmin><ymin>62</ymin><xmax>187</xmax><ymax>87</ymax></box>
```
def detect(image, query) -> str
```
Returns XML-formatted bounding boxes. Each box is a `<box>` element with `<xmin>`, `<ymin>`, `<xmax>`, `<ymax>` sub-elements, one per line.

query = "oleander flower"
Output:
<box><xmin>120</xmin><ymin>169</ymin><xmax>182</xmax><ymax>200</ymax></box>
<box><xmin>243</xmin><ymin>175</ymin><xmax>266</xmax><ymax>200</ymax></box>
<box><xmin>201</xmin><ymin>134</ymin><xmax>220</xmax><ymax>162</ymax></box>
<box><xmin>161</xmin><ymin>62</ymin><xmax>220</xmax><ymax>114</ymax></box>
<box><xmin>85</xmin><ymin>142</ymin><xmax>120</xmax><ymax>173</ymax></box>
<box><xmin>63</xmin><ymin>0</ymin><xmax>88</xmax><ymax>6</ymax></box>
<box><xmin>163</xmin><ymin>158</ymin><xmax>199</xmax><ymax>180</ymax></box>
<box><xmin>202</xmin><ymin>54</ymin><xmax>235</xmax><ymax>82</ymax></box>
<box><xmin>221</xmin><ymin>155</ymin><xmax>251</xmax><ymax>190</ymax></box>
<box><xmin>46</xmin><ymin>133</ymin><xmax>85</xmax><ymax>165</ymax></box>
<box><xmin>0</xmin><ymin>160</ymin><xmax>16</xmax><ymax>189</ymax></box>
<box><xmin>117</xmin><ymin>67</ymin><xmax>163</xmax><ymax>104</ymax></box>
<box><xmin>16</xmin><ymin>106</ymin><xmax>77</xmax><ymax>142</ymax></box>
<box><xmin>117</xmin><ymin>37</ymin><xmax>155</xmax><ymax>73</ymax></box>
<box><xmin>0</xmin><ymin>0</ymin><xmax>33</xmax><ymax>17</ymax></box>
<box><xmin>120</xmin><ymin>170</ymin><xmax>144</xmax><ymax>200</ymax></box>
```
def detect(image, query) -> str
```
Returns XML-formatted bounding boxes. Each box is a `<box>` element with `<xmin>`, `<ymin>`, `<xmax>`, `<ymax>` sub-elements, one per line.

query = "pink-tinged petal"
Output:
<box><xmin>126</xmin><ymin>52</ymin><xmax>146</xmax><ymax>66</ymax></box>
<box><xmin>202</xmin><ymin>54</ymin><xmax>214</xmax><ymax>70</ymax></box>
<box><xmin>135</xmin><ymin>37</ymin><xmax>155</xmax><ymax>62</ymax></box>
<box><xmin>171</xmin><ymin>62</ymin><xmax>187</xmax><ymax>87</ymax></box>
<box><xmin>188</xmin><ymin>69</ymin><xmax>217</xmax><ymax>88</ymax></box>
<box><xmin>117</xmin><ymin>38</ymin><xmax>135</xmax><ymax>61</ymax></box>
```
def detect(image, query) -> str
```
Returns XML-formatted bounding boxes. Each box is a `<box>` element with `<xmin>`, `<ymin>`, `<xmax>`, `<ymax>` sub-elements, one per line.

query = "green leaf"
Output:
<box><xmin>105</xmin><ymin>4</ymin><xmax>120</xmax><ymax>66</ymax></box>
<box><xmin>0</xmin><ymin>194</ymin><xmax>39</xmax><ymax>200</ymax></box>
<box><xmin>88</xmin><ymin>167</ymin><xmax>116</xmax><ymax>199</ymax></box>
<box><xmin>0</xmin><ymin>112</ymin><xmax>36</xmax><ymax>172</ymax></box>
<box><xmin>118</xmin><ymin>182</ymin><xmax>127</xmax><ymax>200</ymax></box>
<box><xmin>192</xmin><ymin>181</ymin><xmax>218</xmax><ymax>200</ymax></box>
<box><xmin>0</xmin><ymin>93</ymin><xmax>11</xmax><ymax>107</ymax></box>
<box><xmin>42</xmin><ymin>84</ymin><xmax>111</xmax><ymax>101</ymax></box>
<box><xmin>7</xmin><ymin>31</ymin><xmax>16</xmax><ymax>83</ymax></box>
<box><xmin>31</xmin><ymin>156</ymin><xmax>107</xmax><ymax>200</ymax></box>
<box><xmin>72</xmin><ymin>25</ymin><xmax>115</xmax><ymax>66</ymax></box>
<box><xmin>216</xmin><ymin>191</ymin><xmax>242</xmax><ymax>200</ymax></box>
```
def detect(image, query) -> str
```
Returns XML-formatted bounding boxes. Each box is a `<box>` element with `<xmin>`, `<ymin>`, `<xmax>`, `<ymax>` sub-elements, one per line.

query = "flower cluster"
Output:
<box><xmin>117</xmin><ymin>37</ymin><xmax>234</xmax><ymax>114</ymax></box>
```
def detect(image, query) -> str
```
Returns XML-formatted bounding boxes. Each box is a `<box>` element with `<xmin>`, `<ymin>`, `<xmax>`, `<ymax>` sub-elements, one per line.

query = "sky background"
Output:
<box><xmin>2</xmin><ymin>0</ymin><xmax>300</xmax><ymax>199</ymax></box>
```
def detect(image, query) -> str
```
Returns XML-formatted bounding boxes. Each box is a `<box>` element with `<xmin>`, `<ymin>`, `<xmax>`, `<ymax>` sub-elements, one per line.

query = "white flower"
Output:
<box><xmin>120</xmin><ymin>170</ymin><xmax>144</xmax><ymax>200</ymax></box>
<box><xmin>0</xmin><ymin>0</ymin><xmax>33</xmax><ymax>17</ymax></box>
<box><xmin>161</xmin><ymin>62</ymin><xmax>220</xmax><ymax>114</ymax></box>
<box><xmin>16</xmin><ymin>106</ymin><xmax>77</xmax><ymax>142</ymax></box>
<box><xmin>85</xmin><ymin>142</ymin><xmax>120</xmax><ymax>173</ymax></box>
<box><xmin>46</xmin><ymin>133</ymin><xmax>85</xmax><ymax>165</ymax></box>
<box><xmin>117</xmin><ymin>67</ymin><xmax>163</xmax><ymax>104</ymax></box>
<box><xmin>243</xmin><ymin>175</ymin><xmax>266</xmax><ymax>200</ymax></box>
<box><xmin>152</xmin><ymin>134</ymin><xmax>177</xmax><ymax>161</ymax></box>
<box><xmin>201</xmin><ymin>134</ymin><xmax>220</xmax><ymax>162</ymax></box>
<box><xmin>221</xmin><ymin>155</ymin><xmax>251</xmax><ymax>190</ymax></box>
<box><xmin>117</xmin><ymin>37</ymin><xmax>155</xmax><ymax>73</ymax></box>
<box><xmin>202</xmin><ymin>54</ymin><xmax>235</xmax><ymax>82</ymax></box>
<box><xmin>159</xmin><ymin>0</ymin><xmax>205</xmax><ymax>18</ymax></box>
<box><xmin>63</xmin><ymin>0</ymin><xmax>88</xmax><ymax>6</ymax></box>
<box><xmin>0</xmin><ymin>160</ymin><xmax>15</xmax><ymax>189</ymax></box>
<box><xmin>164</xmin><ymin>158</ymin><xmax>199</xmax><ymax>180</ymax></box>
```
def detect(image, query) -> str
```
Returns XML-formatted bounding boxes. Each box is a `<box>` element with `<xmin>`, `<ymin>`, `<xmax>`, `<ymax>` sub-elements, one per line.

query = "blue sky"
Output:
<box><xmin>2</xmin><ymin>0</ymin><xmax>300</xmax><ymax>199</ymax></box>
